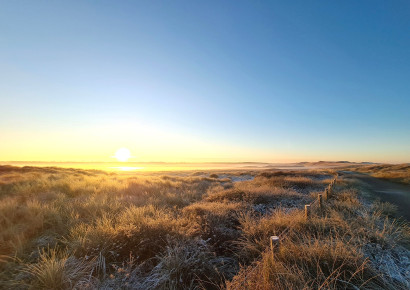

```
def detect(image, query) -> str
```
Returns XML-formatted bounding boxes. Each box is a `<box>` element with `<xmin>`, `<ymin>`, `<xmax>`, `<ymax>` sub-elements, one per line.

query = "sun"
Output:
<box><xmin>114</xmin><ymin>148</ymin><xmax>131</xmax><ymax>162</ymax></box>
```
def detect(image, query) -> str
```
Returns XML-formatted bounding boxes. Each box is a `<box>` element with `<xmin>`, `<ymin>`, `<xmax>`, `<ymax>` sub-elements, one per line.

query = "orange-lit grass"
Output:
<box><xmin>349</xmin><ymin>163</ymin><xmax>410</xmax><ymax>184</ymax></box>
<box><xmin>0</xmin><ymin>166</ymin><xmax>409</xmax><ymax>289</ymax></box>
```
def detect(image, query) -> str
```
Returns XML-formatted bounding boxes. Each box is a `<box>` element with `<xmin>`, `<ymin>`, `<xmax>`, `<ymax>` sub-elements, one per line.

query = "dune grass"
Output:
<box><xmin>348</xmin><ymin>163</ymin><xmax>410</xmax><ymax>184</ymax></box>
<box><xmin>0</xmin><ymin>165</ymin><xmax>409</xmax><ymax>289</ymax></box>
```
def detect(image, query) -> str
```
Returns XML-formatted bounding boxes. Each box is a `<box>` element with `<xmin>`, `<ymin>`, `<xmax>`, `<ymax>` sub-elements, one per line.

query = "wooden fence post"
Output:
<box><xmin>270</xmin><ymin>236</ymin><xmax>280</xmax><ymax>260</ymax></box>
<box><xmin>324</xmin><ymin>188</ymin><xmax>329</xmax><ymax>200</ymax></box>
<box><xmin>305</xmin><ymin>204</ymin><xmax>311</xmax><ymax>219</ymax></box>
<box><xmin>318</xmin><ymin>193</ymin><xmax>323</xmax><ymax>209</ymax></box>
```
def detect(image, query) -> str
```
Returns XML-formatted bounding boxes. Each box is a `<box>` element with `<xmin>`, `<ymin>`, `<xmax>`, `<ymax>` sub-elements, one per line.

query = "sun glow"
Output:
<box><xmin>113</xmin><ymin>148</ymin><xmax>131</xmax><ymax>162</ymax></box>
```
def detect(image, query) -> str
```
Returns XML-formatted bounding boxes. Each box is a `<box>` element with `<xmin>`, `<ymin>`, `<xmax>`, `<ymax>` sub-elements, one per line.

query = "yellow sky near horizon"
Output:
<box><xmin>1</xmin><ymin>118</ymin><xmax>408</xmax><ymax>164</ymax></box>
<box><xmin>1</xmin><ymin>123</ymin><xmax>408</xmax><ymax>164</ymax></box>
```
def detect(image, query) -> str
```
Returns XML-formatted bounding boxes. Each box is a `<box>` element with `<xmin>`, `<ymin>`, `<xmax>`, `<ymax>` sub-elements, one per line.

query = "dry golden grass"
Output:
<box><xmin>0</xmin><ymin>166</ymin><xmax>409</xmax><ymax>289</ymax></box>
<box><xmin>349</xmin><ymin>163</ymin><xmax>410</xmax><ymax>184</ymax></box>
<box><xmin>227</xmin><ymin>238</ymin><xmax>381</xmax><ymax>290</ymax></box>
<box><xmin>21</xmin><ymin>247</ymin><xmax>97</xmax><ymax>289</ymax></box>
<box><xmin>229</xmin><ymin>186</ymin><xmax>410</xmax><ymax>289</ymax></box>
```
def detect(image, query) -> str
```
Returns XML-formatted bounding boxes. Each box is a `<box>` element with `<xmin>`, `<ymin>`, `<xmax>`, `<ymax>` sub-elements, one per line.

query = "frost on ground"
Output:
<box><xmin>364</xmin><ymin>243</ymin><xmax>410</xmax><ymax>288</ymax></box>
<box><xmin>1</xmin><ymin>166</ymin><xmax>409</xmax><ymax>289</ymax></box>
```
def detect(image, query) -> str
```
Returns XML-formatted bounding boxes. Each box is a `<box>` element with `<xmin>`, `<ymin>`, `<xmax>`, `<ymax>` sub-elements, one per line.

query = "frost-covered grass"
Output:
<box><xmin>0</xmin><ymin>166</ymin><xmax>409</xmax><ymax>289</ymax></box>
<box><xmin>348</xmin><ymin>163</ymin><xmax>410</xmax><ymax>184</ymax></box>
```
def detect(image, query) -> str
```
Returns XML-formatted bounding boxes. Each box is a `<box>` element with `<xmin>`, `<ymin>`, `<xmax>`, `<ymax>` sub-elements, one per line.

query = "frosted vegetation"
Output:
<box><xmin>348</xmin><ymin>163</ymin><xmax>410</xmax><ymax>185</ymax></box>
<box><xmin>0</xmin><ymin>166</ymin><xmax>409</xmax><ymax>289</ymax></box>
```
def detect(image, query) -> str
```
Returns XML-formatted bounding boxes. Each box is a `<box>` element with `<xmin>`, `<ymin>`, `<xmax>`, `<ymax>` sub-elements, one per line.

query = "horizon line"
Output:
<box><xmin>0</xmin><ymin>160</ymin><xmax>389</xmax><ymax>164</ymax></box>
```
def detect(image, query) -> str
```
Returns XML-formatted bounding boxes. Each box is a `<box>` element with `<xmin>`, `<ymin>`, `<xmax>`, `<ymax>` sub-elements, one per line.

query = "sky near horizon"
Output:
<box><xmin>1</xmin><ymin>1</ymin><xmax>409</xmax><ymax>163</ymax></box>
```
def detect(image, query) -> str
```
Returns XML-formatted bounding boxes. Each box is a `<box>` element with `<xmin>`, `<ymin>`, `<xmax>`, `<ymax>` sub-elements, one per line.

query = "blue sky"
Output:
<box><xmin>1</xmin><ymin>1</ymin><xmax>409</xmax><ymax>162</ymax></box>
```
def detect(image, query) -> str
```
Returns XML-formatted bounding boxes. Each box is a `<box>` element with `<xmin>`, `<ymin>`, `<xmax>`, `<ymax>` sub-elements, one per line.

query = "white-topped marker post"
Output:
<box><xmin>270</xmin><ymin>236</ymin><xmax>280</xmax><ymax>260</ymax></box>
